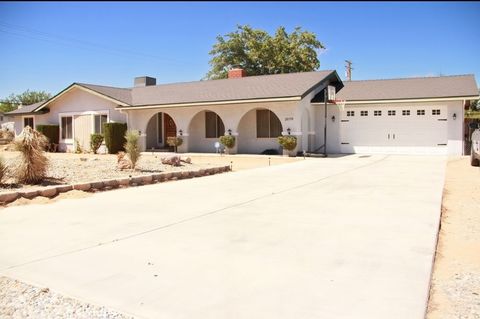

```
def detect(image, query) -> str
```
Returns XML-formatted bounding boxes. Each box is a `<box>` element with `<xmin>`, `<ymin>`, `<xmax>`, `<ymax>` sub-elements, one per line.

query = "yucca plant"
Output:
<box><xmin>14</xmin><ymin>126</ymin><xmax>49</xmax><ymax>184</ymax></box>
<box><xmin>124</xmin><ymin>129</ymin><xmax>141</xmax><ymax>169</ymax></box>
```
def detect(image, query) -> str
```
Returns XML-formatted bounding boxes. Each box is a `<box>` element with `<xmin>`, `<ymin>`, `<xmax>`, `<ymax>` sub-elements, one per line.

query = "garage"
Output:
<box><xmin>334</xmin><ymin>75</ymin><xmax>479</xmax><ymax>155</ymax></box>
<box><xmin>340</xmin><ymin>104</ymin><xmax>448</xmax><ymax>154</ymax></box>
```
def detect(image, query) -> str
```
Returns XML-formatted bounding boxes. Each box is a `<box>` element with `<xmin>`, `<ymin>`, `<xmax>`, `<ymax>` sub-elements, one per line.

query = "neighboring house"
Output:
<box><xmin>0</xmin><ymin>111</ymin><xmax>14</xmax><ymax>131</ymax></box>
<box><xmin>6</xmin><ymin>69</ymin><xmax>479</xmax><ymax>155</ymax></box>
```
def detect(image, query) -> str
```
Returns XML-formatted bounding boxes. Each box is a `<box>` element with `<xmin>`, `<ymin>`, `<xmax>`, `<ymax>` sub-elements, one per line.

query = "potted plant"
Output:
<box><xmin>278</xmin><ymin>135</ymin><xmax>297</xmax><ymax>157</ymax></box>
<box><xmin>166</xmin><ymin>136</ymin><xmax>183</xmax><ymax>153</ymax></box>
<box><xmin>219</xmin><ymin>135</ymin><xmax>235</xmax><ymax>154</ymax></box>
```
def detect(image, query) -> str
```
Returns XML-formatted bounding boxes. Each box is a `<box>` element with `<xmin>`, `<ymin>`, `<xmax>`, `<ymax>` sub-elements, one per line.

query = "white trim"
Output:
<box><xmin>282</xmin><ymin>131</ymin><xmax>302</xmax><ymax>136</ymax></box>
<box><xmin>35</xmin><ymin>84</ymin><xmax>129</xmax><ymax>112</ymax></box>
<box><xmin>21</xmin><ymin>115</ymin><xmax>35</xmax><ymax>129</ymax></box>
<box><xmin>117</xmin><ymin>96</ymin><xmax>301</xmax><ymax>111</ymax></box>
<box><xmin>312</xmin><ymin>95</ymin><xmax>479</xmax><ymax>106</ymax></box>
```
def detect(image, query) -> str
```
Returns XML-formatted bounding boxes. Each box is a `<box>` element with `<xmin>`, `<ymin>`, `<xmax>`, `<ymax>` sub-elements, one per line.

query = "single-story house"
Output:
<box><xmin>6</xmin><ymin>69</ymin><xmax>479</xmax><ymax>155</ymax></box>
<box><xmin>0</xmin><ymin>111</ymin><xmax>13</xmax><ymax>130</ymax></box>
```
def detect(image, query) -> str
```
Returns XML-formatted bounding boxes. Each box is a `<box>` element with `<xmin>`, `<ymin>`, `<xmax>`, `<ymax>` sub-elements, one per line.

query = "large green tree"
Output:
<box><xmin>0</xmin><ymin>90</ymin><xmax>51</xmax><ymax>113</ymax></box>
<box><xmin>206</xmin><ymin>25</ymin><xmax>325</xmax><ymax>79</ymax></box>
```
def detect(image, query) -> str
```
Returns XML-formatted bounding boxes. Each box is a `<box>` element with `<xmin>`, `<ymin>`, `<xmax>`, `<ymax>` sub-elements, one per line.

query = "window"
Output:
<box><xmin>347</xmin><ymin>111</ymin><xmax>355</xmax><ymax>117</ymax></box>
<box><xmin>0</xmin><ymin>116</ymin><xmax>3</xmax><ymax>121</ymax></box>
<box><xmin>61</xmin><ymin>116</ymin><xmax>73</xmax><ymax>140</ymax></box>
<box><xmin>388</xmin><ymin>110</ymin><xmax>396</xmax><ymax>116</ymax></box>
<box><xmin>432</xmin><ymin>109</ymin><xmax>441</xmax><ymax>115</ymax></box>
<box><xmin>374</xmin><ymin>110</ymin><xmax>382</xmax><ymax>116</ymax></box>
<box><xmin>205</xmin><ymin>111</ymin><xmax>225</xmax><ymax>138</ymax></box>
<box><xmin>360</xmin><ymin>111</ymin><xmax>368</xmax><ymax>116</ymax></box>
<box><xmin>402</xmin><ymin>110</ymin><xmax>410</xmax><ymax>116</ymax></box>
<box><xmin>23</xmin><ymin>116</ymin><xmax>34</xmax><ymax>128</ymax></box>
<box><xmin>94</xmin><ymin>114</ymin><xmax>108</xmax><ymax>134</ymax></box>
<box><xmin>256</xmin><ymin>109</ymin><xmax>282</xmax><ymax>138</ymax></box>
<box><xmin>417</xmin><ymin>110</ymin><xmax>425</xmax><ymax>116</ymax></box>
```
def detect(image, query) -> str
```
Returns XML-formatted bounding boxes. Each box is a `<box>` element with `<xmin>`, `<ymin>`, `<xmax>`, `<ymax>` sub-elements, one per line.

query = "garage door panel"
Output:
<box><xmin>340</xmin><ymin>105</ymin><xmax>447</xmax><ymax>155</ymax></box>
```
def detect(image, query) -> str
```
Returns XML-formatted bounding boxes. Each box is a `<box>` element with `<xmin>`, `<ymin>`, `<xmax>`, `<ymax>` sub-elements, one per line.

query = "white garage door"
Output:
<box><xmin>340</xmin><ymin>105</ymin><xmax>448</xmax><ymax>155</ymax></box>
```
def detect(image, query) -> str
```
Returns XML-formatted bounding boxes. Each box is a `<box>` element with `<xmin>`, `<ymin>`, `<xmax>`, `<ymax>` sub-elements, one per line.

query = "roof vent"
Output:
<box><xmin>134</xmin><ymin>76</ymin><xmax>156</xmax><ymax>87</ymax></box>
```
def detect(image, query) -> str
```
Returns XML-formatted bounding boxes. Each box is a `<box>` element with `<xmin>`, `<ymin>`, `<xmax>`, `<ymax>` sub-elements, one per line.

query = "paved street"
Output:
<box><xmin>0</xmin><ymin>155</ymin><xmax>446</xmax><ymax>319</ymax></box>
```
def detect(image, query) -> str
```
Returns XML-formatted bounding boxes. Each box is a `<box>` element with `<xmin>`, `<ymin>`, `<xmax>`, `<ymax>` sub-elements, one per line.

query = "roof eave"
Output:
<box><xmin>327</xmin><ymin>95</ymin><xmax>480</xmax><ymax>104</ymax></box>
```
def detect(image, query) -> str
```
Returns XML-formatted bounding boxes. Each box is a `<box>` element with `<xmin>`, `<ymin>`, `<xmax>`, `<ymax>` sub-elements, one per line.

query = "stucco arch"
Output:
<box><xmin>237</xmin><ymin>107</ymin><xmax>284</xmax><ymax>154</ymax></box>
<box><xmin>145</xmin><ymin>111</ymin><xmax>178</xmax><ymax>150</ymax></box>
<box><xmin>187</xmin><ymin>109</ymin><xmax>226</xmax><ymax>152</ymax></box>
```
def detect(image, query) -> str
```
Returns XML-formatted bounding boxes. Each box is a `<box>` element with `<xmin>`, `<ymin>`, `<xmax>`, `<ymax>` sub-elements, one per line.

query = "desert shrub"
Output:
<box><xmin>74</xmin><ymin>138</ymin><xmax>83</xmax><ymax>154</ymax></box>
<box><xmin>278</xmin><ymin>135</ymin><xmax>297</xmax><ymax>151</ymax></box>
<box><xmin>103</xmin><ymin>122</ymin><xmax>127</xmax><ymax>154</ymax></box>
<box><xmin>166</xmin><ymin>136</ymin><xmax>183</xmax><ymax>152</ymax></box>
<box><xmin>90</xmin><ymin>133</ymin><xmax>104</xmax><ymax>154</ymax></box>
<box><xmin>219</xmin><ymin>135</ymin><xmax>235</xmax><ymax>149</ymax></box>
<box><xmin>36</xmin><ymin>125</ymin><xmax>59</xmax><ymax>147</ymax></box>
<box><xmin>0</xmin><ymin>155</ymin><xmax>7</xmax><ymax>183</ymax></box>
<box><xmin>0</xmin><ymin>128</ymin><xmax>14</xmax><ymax>141</ymax></box>
<box><xmin>13</xmin><ymin>126</ymin><xmax>49</xmax><ymax>184</ymax></box>
<box><xmin>124</xmin><ymin>130</ymin><xmax>141</xmax><ymax>169</ymax></box>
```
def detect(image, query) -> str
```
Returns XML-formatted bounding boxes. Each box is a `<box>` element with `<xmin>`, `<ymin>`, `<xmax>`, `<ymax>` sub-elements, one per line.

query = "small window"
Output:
<box><xmin>360</xmin><ymin>111</ymin><xmax>368</xmax><ymax>117</ymax></box>
<box><xmin>388</xmin><ymin>110</ymin><xmax>396</xmax><ymax>116</ymax></box>
<box><xmin>346</xmin><ymin>111</ymin><xmax>355</xmax><ymax>117</ymax></box>
<box><xmin>94</xmin><ymin>114</ymin><xmax>108</xmax><ymax>134</ymax></box>
<box><xmin>23</xmin><ymin>117</ymin><xmax>34</xmax><ymax>128</ymax></box>
<box><xmin>432</xmin><ymin>109</ymin><xmax>441</xmax><ymax>115</ymax></box>
<box><xmin>402</xmin><ymin>110</ymin><xmax>410</xmax><ymax>116</ymax></box>
<box><xmin>374</xmin><ymin>110</ymin><xmax>382</xmax><ymax>116</ymax></box>
<box><xmin>257</xmin><ymin>109</ymin><xmax>282</xmax><ymax>138</ymax></box>
<box><xmin>205</xmin><ymin>111</ymin><xmax>225</xmax><ymax>138</ymax></box>
<box><xmin>61</xmin><ymin>116</ymin><xmax>73</xmax><ymax>140</ymax></box>
<box><xmin>417</xmin><ymin>110</ymin><xmax>425</xmax><ymax>116</ymax></box>
<box><xmin>0</xmin><ymin>116</ymin><xmax>3</xmax><ymax>121</ymax></box>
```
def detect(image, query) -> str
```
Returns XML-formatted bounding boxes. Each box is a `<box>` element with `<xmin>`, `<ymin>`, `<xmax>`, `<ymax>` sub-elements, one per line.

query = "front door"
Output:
<box><xmin>163</xmin><ymin>113</ymin><xmax>177</xmax><ymax>150</ymax></box>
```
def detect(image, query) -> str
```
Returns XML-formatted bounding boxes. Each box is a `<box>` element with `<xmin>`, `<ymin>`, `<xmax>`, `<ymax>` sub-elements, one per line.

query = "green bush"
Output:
<box><xmin>166</xmin><ymin>136</ymin><xmax>183</xmax><ymax>152</ymax></box>
<box><xmin>124</xmin><ymin>130</ymin><xmax>141</xmax><ymax>169</ymax></box>
<box><xmin>103</xmin><ymin>122</ymin><xmax>127</xmax><ymax>154</ymax></box>
<box><xmin>36</xmin><ymin>124</ymin><xmax>59</xmax><ymax>147</ymax></box>
<box><xmin>219</xmin><ymin>135</ymin><xmax>235</xmax><ymax>149</ymax></box>
<box><xmin>90</xmin><ymin>133</ymin><xmax>104</xmax><ymax>154</ymax></box>
<box><xmin>278</xmin><ymin>135</ymin><xmax>297</xmax><ymax>151</ymax></box>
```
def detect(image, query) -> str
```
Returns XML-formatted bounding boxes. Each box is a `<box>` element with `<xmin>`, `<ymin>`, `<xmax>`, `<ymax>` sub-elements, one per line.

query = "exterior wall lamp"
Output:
<box><xmin>287</xmin><ymin>128</ymin><xmax>291</xmax><ymax>135</ymax></box>
<box><xmin>178</xmin><ymin>129</ymin><xmax>183</xmax><ymax>136</ymax></box>
<box><xmin>331</xmin><ymin>115</ymin><xmax>336</xmax><ymax>122</ymax></box>
<box><xmin>453</xmin><ymin>113</ymin><xmax>457</xmax><ymax>120</ymax></box>
<box><xmin>228</xmin><ymin>129</ymin><xmax>232</xmax><ymax>135</ymax></box>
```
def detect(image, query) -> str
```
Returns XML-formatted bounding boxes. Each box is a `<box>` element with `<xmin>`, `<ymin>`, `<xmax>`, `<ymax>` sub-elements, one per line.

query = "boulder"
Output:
<box><xmin>20</xmin><ymin>190</ymin><xmax>39</xmax><ymax>199</ymax></box>
<box><xmin>73</xmin><ymin>182</ymin><xmax>91</xmax><ymax>191</ymax></box>
<box><xmin>161</xmin><ymin>156</ymin><xmax>181</xmax><ymax>166</ymax></box>
<box><xmin>0</xmin><ymin>192</ymin><xmax>19</xmax><ymax>203</ymax></box>
<box><xmin>56</xmin><ymin>185</ymin><xmax>73</xmax><ymax>193</ymax></box>
<box><xmin>39</xmin><ymin>187</ymin><xmax>57</xmax><ymax>198</ymax></box>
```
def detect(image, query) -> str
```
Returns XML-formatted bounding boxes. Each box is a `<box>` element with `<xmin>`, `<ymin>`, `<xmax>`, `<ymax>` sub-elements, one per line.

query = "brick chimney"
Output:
<box><xmin>228</xmin><ymin>68</ymin><xmax>246</xmax><ymax>79</ymax></box>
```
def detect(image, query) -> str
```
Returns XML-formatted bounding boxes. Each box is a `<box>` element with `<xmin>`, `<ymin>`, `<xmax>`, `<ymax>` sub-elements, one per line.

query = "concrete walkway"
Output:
<box><xmin>0</xmin><ymin>155</ymin><xmax>446</xmax><ymax>319</ymax></box>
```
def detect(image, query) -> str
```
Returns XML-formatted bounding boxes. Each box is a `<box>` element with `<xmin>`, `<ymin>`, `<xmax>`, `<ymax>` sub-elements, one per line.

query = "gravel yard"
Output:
<box><xmin>0</xmin><ymin>276</ymin><xmax>133</xmax><ymax>319</ymax></box>
<box><xmin>427</xmin><ymin>157</ymin><xmax>480</xmax><ymax>319</ymax></box>
<box><xmin>0</xmin><ymin>151</ymin><xmax>219</xmax><ymax>193</ymax></box>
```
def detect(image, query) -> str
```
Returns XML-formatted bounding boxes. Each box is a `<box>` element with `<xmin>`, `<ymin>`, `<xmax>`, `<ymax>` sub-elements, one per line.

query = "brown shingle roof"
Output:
<box><xmin>76</xmin><ymin>83</ymin><xmax>133</xmax><ymax>105</ymax></box>
<box><xmin>337</xmin><ymin>74</ymin><xmax>478</xmax><ymax>101</ymax></box>
<box><xmin>6</xmin><ymin>101</ymin><xmax>45</xmax><ymax>115</ymax></box>
<box><xmin>127</xmin><ymin>70</ymin><xmax>337</xmax><ymax>107</ymax></box>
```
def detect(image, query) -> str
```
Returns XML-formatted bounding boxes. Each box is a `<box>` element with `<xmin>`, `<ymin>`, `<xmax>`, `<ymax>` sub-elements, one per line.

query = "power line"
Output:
<box><xmin>0</xmin><ymin>21</ymin><xmax>189</xmax><ymax>65</ymax></box>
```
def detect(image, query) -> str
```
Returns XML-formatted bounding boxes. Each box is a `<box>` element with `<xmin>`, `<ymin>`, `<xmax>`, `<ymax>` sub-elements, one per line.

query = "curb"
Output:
<box><xmin>0</xmin><ymin>165</ymin><xmax>231</xmax><ymax>205</ymax></box>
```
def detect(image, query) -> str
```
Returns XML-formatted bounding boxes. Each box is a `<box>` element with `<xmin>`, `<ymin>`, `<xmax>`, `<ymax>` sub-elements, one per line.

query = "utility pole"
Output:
<box><xmin>345</xmin><ymin>60</ymin><xmax>353</xmax><ymax>81</ymax></box>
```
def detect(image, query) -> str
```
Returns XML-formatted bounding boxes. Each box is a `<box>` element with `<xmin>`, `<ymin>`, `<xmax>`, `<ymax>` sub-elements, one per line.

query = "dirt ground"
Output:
<box><xmin>427</xmin><ymin>157</ymin><xmax>480</xmax><ymax>319</ymax></box>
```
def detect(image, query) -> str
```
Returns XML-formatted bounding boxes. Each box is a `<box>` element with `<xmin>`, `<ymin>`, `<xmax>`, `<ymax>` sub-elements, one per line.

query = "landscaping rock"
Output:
<box><xmin>72</xmin><ymin>183</ymin><xmax>91</xmax><ymax>191</ymax></box>
<box><xmin>20</xmin><ymin>190</ymin><xmax>39</xmax><ymax>199</ymax></box>
<box><xmin>39</xmin><ymin>187</ymin><xmax>57</xmax><ymax>198</ymax></box>
<box><xmin>103</xmin><ymin>179</ymin><xmax>119</xmax><ymax>188</ymax></box>
<box><xmin>182</xmin><ymin>157</ymin><xmax>192</xmax><ymax>164</ymax></box>
<box><xmin>0</xmin><ymin>192</ymin><xmax>19</xmax><ymax>204</ymax></box>
<box><xmin>56</xmin><ymin>185</ymin><xmax>73</xmax><ymax>193</ymax></box>
<box><xmin>141</xmin><ymin>175</ymin><xmax>153</xmax><ymax>184</ymax></box>
<box><xmin>90</xmin><ymin>181</ymin><xmax>105</xmax><ymax>190</ymax></box>
<box><xmin>116</xmin><ymin>178</ymin><xmax>130</xmax><ymax>187</ymax></box>
<box><xmin>163</xmin><ymin>172</ymin><xmax>173</xmax><ymax>179</ymax></box>
<box><xmin>152</xmin><ymin>173</ymin><xmax>163</xmax><ymax>182</ymax></box>
<box><xmin>161</xmin><ymin>156</ymin><xmax>181</xmax><ymax>166</ymax></box>
<box><xmin>130</xmin><ymin>176</ymin><xmax>144</xmax><ymax>185</ymax></box>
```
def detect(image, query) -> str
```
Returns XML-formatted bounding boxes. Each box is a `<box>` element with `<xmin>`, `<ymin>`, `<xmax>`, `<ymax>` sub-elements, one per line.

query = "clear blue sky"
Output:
<box><xmin>0</xmin><ymin>1</ymin><xmax>479</xmax><ymax>98</ymax></box>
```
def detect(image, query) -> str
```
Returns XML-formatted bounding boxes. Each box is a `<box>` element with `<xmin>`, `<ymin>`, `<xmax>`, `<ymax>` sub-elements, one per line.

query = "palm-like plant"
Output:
<box><xmin>14</xmin><ymin>126</ymin><xmax>49</xmax><ymax>184</ymax></box>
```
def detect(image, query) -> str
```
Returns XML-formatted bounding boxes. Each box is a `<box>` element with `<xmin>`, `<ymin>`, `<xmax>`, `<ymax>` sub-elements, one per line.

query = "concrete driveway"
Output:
<box><xmin>0</xmin><ymin>154</ymin><xmax>446</xmax><ymax>319</ymax></box>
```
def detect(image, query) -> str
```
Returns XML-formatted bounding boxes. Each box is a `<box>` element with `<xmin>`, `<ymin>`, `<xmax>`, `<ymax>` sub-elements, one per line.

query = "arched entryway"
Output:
<box><xmin>188</xmin><ymin>110</ymin><xmax>225</xmax><ymax>153</ymax></box>
<box><xmin>237</xmin><ymin>108</ymin><xmax>283</xmax><ymax>154</ymax></box>
<box><xmin>145</xmin><ymin>112</ymin><xmax>177</xmax><ymax>151</ymax></box>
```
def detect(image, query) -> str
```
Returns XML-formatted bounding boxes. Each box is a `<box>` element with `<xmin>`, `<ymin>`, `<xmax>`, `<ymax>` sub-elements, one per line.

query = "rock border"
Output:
<box><xmin>0</xmin><ymin>165</ymin><xmax>231</xmax><ymax>205</ymax></box>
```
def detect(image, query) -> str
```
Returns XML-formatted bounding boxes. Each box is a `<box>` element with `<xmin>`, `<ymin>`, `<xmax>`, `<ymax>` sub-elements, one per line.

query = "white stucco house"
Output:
<box><xmin>6</xmin><ymin>69</ymin><xmax>479</xmax><ymax>155</ymax></box>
